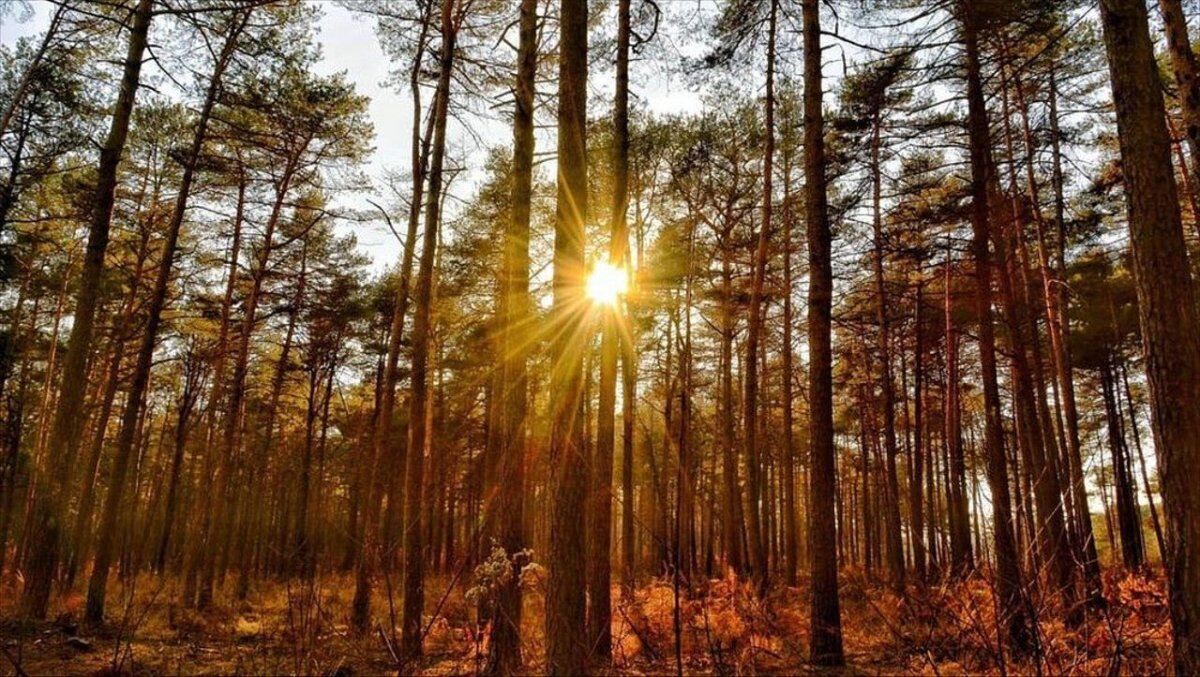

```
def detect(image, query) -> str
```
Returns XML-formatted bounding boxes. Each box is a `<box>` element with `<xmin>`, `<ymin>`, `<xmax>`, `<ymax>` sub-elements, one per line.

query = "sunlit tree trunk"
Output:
<box><xmin>546</xmin><ymin>0</ymin><xmax>590</xmax><ymax>664</ymax></box>
<box><xmin>400</xmin><ymin>0</ymin><xmax>457</xmax><ymax>659</ymax></box>
<box><xmin>588</xmin><ymin>0</ymin><xmax>630</xmax><ymax>653</ymax></box>
<box><xmin>21</xmin><ymin>0</ymin><xmax>154</xmax><ymax>619</ymax></box>
<box><xmin>485</xmin><ymin>0</ymin><xmax>536</xmax><ymax>670</ymax></box>
<box><xmin>84</xmin><ymin>14</ymin><xmax>245</xmax><ymax>622</ymax></box>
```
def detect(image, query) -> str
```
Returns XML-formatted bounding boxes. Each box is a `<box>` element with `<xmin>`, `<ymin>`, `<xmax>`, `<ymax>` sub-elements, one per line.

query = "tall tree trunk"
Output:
<box><xmin>185</xmin><ymin>168</ymin><xmax>244</xmax><ymax>606</ymax></box>
<box><xmin>400</xmin><ymin>0</ymin><xmax>456</xmax><ymax>660</ymax></box>
<box><xmin>84</xmin><ymin>13</ymin><xmax>245</xmax><ymax>622</ymax></box>
<box><xmin>588</xmin><ymin>0</ymin><xmax>630</xmax><ymax>653</ymax></box>
<box><xmin>1099</xmin><ymin>0</ymin><xmax>1200</xmax><ymax>669</ymax></box>
<box><xmin>911</xmin><ymin>282</ymin><xmax>927</xmax><ymax>582</ymax></box>
<box><xmin>781</xmin><ymin>125</ymin><xmax>798</xmax><ymax>586</ymax></box>
<box><xmin>719</xmin><ymin>239</ymin><xmax>743</xmax><ymax>574</ymax></box>
<box><xmin>997</xmin><ymin>63</ymin><xmax>1078</xmax><ymax>611</ymax></box>
<box><xmin>203</xmin><ymin>147</ymin><xmax>300</xmax><ymax>607</ymax></box>
<box><xmin>546</xmin><ymin>0</ymin><xmax>590</xmax><ymax>664</ymax></box>
<box><xmin>960</xmin><ymin>0</ymin><xmax>1034</xmax><ymax>655</ymax></box>
<box><xmin>485</xmin><ymin>0</ymin><xmax>536</xmax><ymax>669</ymax></box>
<box><xmin>742</xmin><ymin>0</ymin><xmax>778</xmax><ymax>594</ymax></box>
<box><xmin>1048</xmin><ymin>66</ymin><xmax>1104</xmax><ymax>603</ymax></box>
<box><xmin>351</xmin><ymin>0</ymin><xmax>435</xmax><ymax>630</ymax></box>
<box><xmin>944</xmin><ymin>253</ymin><xmax>973</xmax><ymax>574</ymax></box>
<box><xmin>870</xmin><ymin>109</ymin><xmax>905</xmax><ymax>589</ymax></box>
<box><xmin>68</xmin><ymin>224</ymin><xmax>154</xmax><ymax>584</ymax></box>
<box><xmin>21</xmin><ymin>0</ymin><xmax>153</xmax><ymax>619</ymax></box>
<box><xmin>155</xmin><ymin>350</ymin><xmax>202</xmax><ymax>573</ymax></box>
<box><xmin>803</xmin><ymin>0</ymin><xmax>843</xmax><ymax>665</ymax></box>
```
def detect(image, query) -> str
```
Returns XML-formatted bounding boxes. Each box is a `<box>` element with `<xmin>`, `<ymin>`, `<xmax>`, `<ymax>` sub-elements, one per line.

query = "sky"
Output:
<box><xmin>0</xmin><ymin>0</ymin><xmax>708</xmax><ymax>271</ymax></box>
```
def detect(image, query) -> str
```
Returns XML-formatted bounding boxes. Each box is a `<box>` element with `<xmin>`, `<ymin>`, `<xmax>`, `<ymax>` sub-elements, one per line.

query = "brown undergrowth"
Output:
<box><xmin>0</xmin><ymin>565</ymin><xmax>1169</xmax><ymax>675</ymax></box>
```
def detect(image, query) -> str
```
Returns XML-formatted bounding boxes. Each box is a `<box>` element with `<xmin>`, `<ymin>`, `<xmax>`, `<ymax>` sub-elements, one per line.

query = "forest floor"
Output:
<box><xmin>0</xmin><ymin>566</ymin><xmax>1172</xmax><ymax>675</ymax></box>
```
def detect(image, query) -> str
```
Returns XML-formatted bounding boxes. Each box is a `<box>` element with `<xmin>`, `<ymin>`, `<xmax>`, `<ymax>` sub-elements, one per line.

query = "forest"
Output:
<box><xmin>0</xmin><ymin>0</ymin><xmax>1198</xmax><ymax>673</ymax></box>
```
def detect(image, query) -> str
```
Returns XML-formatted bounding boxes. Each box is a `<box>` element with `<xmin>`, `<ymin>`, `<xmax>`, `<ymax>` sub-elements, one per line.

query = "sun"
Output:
<box><xmin>586</xmin><ymin>259</ymin><xmax>629</xmax><ymax>307</ymax></box>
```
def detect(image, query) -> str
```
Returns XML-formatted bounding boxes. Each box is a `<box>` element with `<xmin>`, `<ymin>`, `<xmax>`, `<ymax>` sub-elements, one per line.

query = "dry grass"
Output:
<box><xmin>0</xmin><ymin>565</ymin><xmax>1171</xmax><ymax>675</ymax></box>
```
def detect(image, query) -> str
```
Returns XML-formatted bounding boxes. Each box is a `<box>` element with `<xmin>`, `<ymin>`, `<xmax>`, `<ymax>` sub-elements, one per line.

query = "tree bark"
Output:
<box><xmin>803</xmin><ymin>0</ymin><xmax>843</xmax><ymax>665</ymax></box>
<box><xmin>485</xmin><ymin>0</ymin><xmax>536</xmax><ymax>669</ymax></box>
<box><xmin>21</xmin><ymin>0</ymin><xmax>153</xmax><ymax>619</ymax></box>
<box><xmin>546</xmin><ymin>0</ymin><xmax>590</xmax><ymax>665</ymax></box>
<box><xmin>1159</xmin><ymin>0</ymin><xmax>1200</xmax><ymax>213</ymax></box>
<box><xmin>588</xmin><ymin>0</ymin><xmax>630</xmax><ymax>653</ymax></box>
<box><xmin>742</xmin><ymin>0</ymin><xmax>778</xmax><ymax>594</ymax></box>
<box><xmin>84</xmin><ymin>12</ymin><xmax>246</xmax><ymax>622</ymax></box>
<box><xmin>870</xmin><ymin>108</ymin><xmax>905</xmax><ymax>589</ymax></box>
<box><xmin>1099</xmin><ymin>0</ymin><xmax>1200</xmax><ymax>669</ymax></box>
<box><xmin>960</xmin><ymin>0</ymin><xmax>1034</xmax><ymax>655</ymax></box>
<box><xmin>399</xmin><ymin>0</ymin><xmax>456</xmax><ymax>660</ymax></box>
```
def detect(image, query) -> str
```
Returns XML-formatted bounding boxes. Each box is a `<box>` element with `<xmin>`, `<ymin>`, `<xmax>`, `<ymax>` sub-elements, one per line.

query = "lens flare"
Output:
<box><xmin>586</xmin><ymin>259</ymin><xmax>628</xmax><ymax>306</ymax></box>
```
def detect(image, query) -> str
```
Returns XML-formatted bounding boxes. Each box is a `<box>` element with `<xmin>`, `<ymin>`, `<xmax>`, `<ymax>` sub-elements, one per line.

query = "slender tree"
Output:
<box><xmin>803</xmin><ymin>0</ymin><xmax>843</xmax><ymax>666</ymax></box>
<box><xmin>21</xmin><ymin>0</ymin><xmax>154</xmax><ymax>619</ymax></box>
<box><xmin>84</xmin><ymin>9</ymin><xmax>250</xmax><ymax>623</ymax></box>
<box><xmin>546</xmin><ymin>0</ymin><xmax>590</xmax><ymax>664</ymax></box>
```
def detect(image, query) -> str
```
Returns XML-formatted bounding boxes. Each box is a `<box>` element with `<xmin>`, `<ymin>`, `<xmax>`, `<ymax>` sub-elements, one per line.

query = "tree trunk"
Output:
<box><xmin>351</xmin><ymin>0</ymin><xmax>436</xmax><ymax>630</ymax></box>
<box><xmin>961</xmin><ymin>0</ymin><xmax>1034</xmax><ymax>655</ymax></box>
<box><xmin>1159</xmin><ymin>0</ymin><xmax>1200</xmax><ymax>212</ymax></box>
<box><xmin>944</xmin><ymin>253</ymin><xmax>973</xmax><ymax>575</ymax></box>
<box><xmin>803</xmin><ymin>0</ymin><xmax>843</xmax><ymax>665</ymax></box>
<box><xmin>588</xmin><ymin>0</ymin><xmax>630</xmax><ymax>652</ymax></box>
<box><xmin>485</xmin><ymin>0</ymin><xmax>536</xmax><ymax>670</ymax></box>
<box><xmin>1120</xmin><ymin>358</ymin><xmax>1167</xmax><ymax>561</ymax></box>
<box><xmin>911</xmin><ymin>283</ymin><xmax>927</xmax><ymax>582</ymax></box>
<box><xmin>1099</xmin><ymin>0</ymin><xmax>1200</xmax><ymax>669</ymax></box>
<box><xmin>781</xmin><ymin>123</ymin><xmax>798</xmax><ymax>586</ymax></box>
<box><xmin>1100</xmin><ymin>361</ymin><xmax>1145</xmax><ymax>569</ymax></box>
<box><xmin>719</xmin><ymin>238</ymin><xmax>743</xmax><ymax>574</ymax></box>
<box><xmin>870</xmin><ymin>109</ymin><xmax>905</xmax><ymax>589</ymax></box>
<box><xmin>399</xmin><ymin>0</ymin><xmax>456</xmax><ymax>660</ymax></box>
<box><xmin>84</xmin><ymin>13</ymin><xmax>245</xmax><ymax>622</ymax></box>
<box><xmin>21</xmin><ymin>0</ymin><xmax>153</xmax><ymax>619</ymax></box>
<box><xmin>546</xmin><ymin>0</ymin><xmax>590</xmax><ymax>665</ymax></box>
<box><xmin>155</xmin><ymin>350</ymin><xmax>202</xmax><ymax>573</ymax></box>
<box><xmin>0</xmin><ymin>2</ymin><xmax>67</xmax><ymax>147</ymax></box>
<box><xmin>742</xmin><ymin>0</ymin><xmax>778</xmax><ymax>594</ymax></box>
